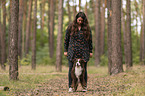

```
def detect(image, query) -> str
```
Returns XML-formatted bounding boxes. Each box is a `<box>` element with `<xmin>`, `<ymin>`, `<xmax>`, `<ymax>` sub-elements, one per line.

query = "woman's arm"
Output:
<box><xmin>89</xmin><ymin>30</ymin><xmax>93</xmax><ymax>53</ymax></box>
<box><xmin>64</xmin><ymin>25</ymin><xmax>71</xmax><ymax>56</ymax></box>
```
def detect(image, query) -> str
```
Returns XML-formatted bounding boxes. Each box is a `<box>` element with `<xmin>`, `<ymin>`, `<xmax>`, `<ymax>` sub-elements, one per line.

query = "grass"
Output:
<box><xmin>0</xmin><ymin>65</ymin><xmax>145</xmax><ymax>95</ymax></box>
<box><xmin>0</xmin><ymin>65</ymin><xmax>67</xmax><ymax>96</ymax></box>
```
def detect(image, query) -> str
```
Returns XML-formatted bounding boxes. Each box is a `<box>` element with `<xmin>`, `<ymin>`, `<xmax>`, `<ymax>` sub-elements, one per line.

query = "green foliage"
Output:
<box><xmin>36</xmin><ymin>44</ymin><xmax>56</xmax><ymax>65</ymax></box>
<box><xmin>131</xmin><ymin>26</ymin><xmax>140</xmax><ymax>65</ymax></box>
<box><xmin>19</xmin><ymin>56</ymin><xmax>31</xmax><ymax>66</ymax></box>
<box><xmin>100</xmin><ymin>55</ymin><xmax>108</xmax><ymax>66</ymax></box>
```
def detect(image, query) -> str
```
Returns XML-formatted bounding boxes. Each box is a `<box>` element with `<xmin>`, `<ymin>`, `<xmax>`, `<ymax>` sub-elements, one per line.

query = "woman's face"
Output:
<box><xmin>77</xmin><ymin>17</ymin><xmax>83</xmax><ymax>25</ymax></box>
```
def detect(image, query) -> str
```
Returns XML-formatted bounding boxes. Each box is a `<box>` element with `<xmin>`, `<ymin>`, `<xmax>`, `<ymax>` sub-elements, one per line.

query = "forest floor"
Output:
<box><xmin>0</xmin><ymin>65</ymin><xmax>145</xmax><ymax>96</ymax></box>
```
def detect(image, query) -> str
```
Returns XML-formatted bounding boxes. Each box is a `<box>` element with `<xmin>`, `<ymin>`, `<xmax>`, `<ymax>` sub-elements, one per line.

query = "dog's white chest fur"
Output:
<box><xmin>75</xmin><ymin>59</ymin><xmax>83</xmax><ymax>82</ymax></box>
<box><xmin>75</xmin><ymin>66</ymin><xmax>82</xmax><ymax>78</ymax></box>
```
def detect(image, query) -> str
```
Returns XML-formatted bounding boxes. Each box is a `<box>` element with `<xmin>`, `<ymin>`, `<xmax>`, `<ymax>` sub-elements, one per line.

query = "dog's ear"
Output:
<box><xmin>80</xmin><ymin>59</ymin><xmax>85</xmax><ymax>63</ymax></box>
<box><xmin>72</xmin><ymin>59</ymin><xmax>77</xmax><ymax>63</ymax></box>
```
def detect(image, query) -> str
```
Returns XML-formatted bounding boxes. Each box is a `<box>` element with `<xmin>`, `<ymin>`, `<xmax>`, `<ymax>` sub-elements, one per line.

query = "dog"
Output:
<box><xmin>71</xmin><ymin>58</ymin><xmax>86</xmax><ymax>91</ymax></box>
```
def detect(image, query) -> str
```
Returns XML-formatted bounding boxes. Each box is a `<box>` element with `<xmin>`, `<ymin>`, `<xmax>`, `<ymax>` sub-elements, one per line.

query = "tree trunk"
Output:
<box><xmin>56</xmin><ymin>0</ymin><xmax>63</xmax><ymax>72</ymax></box>
<box><xmin>73</xmin><ymin>0</ymin><xmax>77</xmax><ymax>19</ymax></box>
<box><xmin>67</xmin><ymin>0</ymin><xmax>71</xmax><ymax>24</ymax></box>
<box><xmin>142</xmin><ymin>0</ymin><xmax>145</xmax><ymax>65</ymax></box>
<box><xmin>8</xmin><ymin>0</ymin><xmax>12</xmax><ymax>62</ymax></box>
<box><xmin>32</xmin><ymin>0</ymin><xmax>37</xmax><ymax>70</ymax></box>
<box><xmin>134</xmin><ymin>0</ymin><xmax>140</xmax><ymax>51</ymax></box>
<box><xmin>85</xmin><ymin>1</ymin><xmax>88</xmax><ymax>17</ymax></box>
<box><xmin>107</xmin><ymin>0</ymin><xmax>112</xmax><ymax>75</ymax></box>
<box><xmin>126</xmin><ymin>0</ymin><xmax>133</xmax><ymax>68</ymax></box>
<box><xmin>22</xmin><ymin>0</ymin><xmax>28</xmax><ymax>58</ymax></box>
<box><xmin>41</xmin><ymin>0</ymin><xmax>46</xmax><ymax>31</ymax></box>
<box><xmin>94</xmin><ymin>0</ymin><xmax>100</xmax><ymax>66</ymax></box>
<box><xmin>121</xmin><ymin>8</ymin><xmax>128</xmax><ymax>65</ymax></box>
<box><xmin>40</xmin><ymin>0</ymin><xmax>46</xmax><ymax>47</ymax></box>
<box><xmin>0</xmin><ymin>1</ymin><xmax>2</xmax><ymax>68</ymax></box>
<box><xmin>9</xmin><ymin>0</ymin><xmax>19</xmax><ymax>80</ymax></box>
<box><xmin>25</xmin><ymin>0</ymin><xmax>33</xmax><ymax>56</ymax></box>
<box><xmin>49</xmin><ymin>0</ymin><xmax>55</xmax><ymax>58</ymax></box>
<box><xmin>100</xmin><ymin>0</ymin><xmax>105</xmax><ymax>56</ymax></box>
<box><xmin>79</xmin><ymin>0</ymin><xmax>81</xmax><ymax>11</ymax></box>
<box><xmin>140</xmin><ymin>24</ymin><xmax>143</xmax><ymax>62</ymax></box>
<box><xmin>110</xmin><ymin>0</ymin><xmax>123</xmax><ymax>75</ymax></box>
<box><xmin>18</xmin><ymin>0</ymin><xmax>24</xmax><ymax>59</ymax></box>
<box><xmin>1</xmin><ymin>0</ymin><xmax>7</xmax><ymax>70</ymax></box>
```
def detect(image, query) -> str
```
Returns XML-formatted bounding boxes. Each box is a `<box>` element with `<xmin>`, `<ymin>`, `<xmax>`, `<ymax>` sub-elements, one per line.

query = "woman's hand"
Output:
<box><xmin>64</xmin><ymin>52</ymin><xmax>68</xmax><ymax>56</ymax></box>
<box><xmin>90</xmin><ymin>53</ymin><xmax>93</xmax><ymax>58</ymax></box>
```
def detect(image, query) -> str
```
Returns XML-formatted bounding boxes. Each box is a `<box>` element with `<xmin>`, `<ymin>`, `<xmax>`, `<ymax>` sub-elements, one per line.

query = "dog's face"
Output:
<box><xmin>75</xmin><ymin>59</ymin><xmax>84</xmax><ymax>68</ymax></box>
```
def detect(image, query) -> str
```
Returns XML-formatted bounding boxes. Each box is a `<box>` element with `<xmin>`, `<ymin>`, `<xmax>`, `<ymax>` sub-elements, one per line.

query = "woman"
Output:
<box><xmin>64</xmin><ymin>12</ymin><xmax>93</xmax><ymax>92</ymax></box>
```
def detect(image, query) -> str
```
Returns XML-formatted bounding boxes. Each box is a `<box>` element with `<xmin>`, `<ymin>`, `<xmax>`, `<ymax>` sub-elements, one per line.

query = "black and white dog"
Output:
<box><xmin>71</xmin><ymin>59</ymin><xmax>86</xmax><ymax>91</ymax></box>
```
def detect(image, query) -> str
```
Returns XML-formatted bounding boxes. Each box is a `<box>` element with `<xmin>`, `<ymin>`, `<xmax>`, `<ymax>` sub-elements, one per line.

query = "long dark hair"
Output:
<box><xmin>68</xmin><ymin>12</ymin><xmax>91</xmax><ymax>41</ymax></box>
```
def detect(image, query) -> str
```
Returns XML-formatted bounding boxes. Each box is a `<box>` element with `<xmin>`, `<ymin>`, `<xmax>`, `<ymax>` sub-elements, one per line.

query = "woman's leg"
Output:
<box><xmin>84</xmin><ymin>62</ymin><xmax>87</xmax><ymax>86</ymax></box>
<box><xmin>68</xmin><ymin>60</ymin><xmax>73</xmax><ymax>88</ymax></box>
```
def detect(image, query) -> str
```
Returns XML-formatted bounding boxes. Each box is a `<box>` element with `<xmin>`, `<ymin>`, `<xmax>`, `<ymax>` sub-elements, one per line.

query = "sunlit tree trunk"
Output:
<box><xmin>18</xmin><ymin>0</ymin><xmax>24</xmax><ymax>59</ymax></box>
<box><xmin>110</xmin><ymin>0</ymin><xmax>123</xmax><ymax>75</ymax></box>
<box><xmin>126</xmin><ymin>0</ymin><xmax>133</xmax><ymax>68</ymax></box>
<box><xmin>25</xmin><ymin>0</ymin><xmax>33</xmax><ymax>56</ymax></box>
<box><xmin>32</xmin><ymin>0</ymin><xmax>37</xmax><ymax>70</ymax></box>
<box><xmin>9</xmin><ymin>0</ymin><xmax>19</xmax><ymax>80</ymax></box>
<box><xmin>1</xmin><ymin>0</ymin><xmax>7</xmax><ymax>70</ymax></box>
<box><xmin>56</xmin><ymin>0</ymin><xmax>63</xmax><ymax>72</ymax></box>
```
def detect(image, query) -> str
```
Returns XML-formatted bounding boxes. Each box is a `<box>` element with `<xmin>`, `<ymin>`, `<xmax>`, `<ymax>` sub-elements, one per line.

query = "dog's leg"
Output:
<box><xmin>71</xmin><ymin>79</ymin><xmax>74</xmax><ymax>88</ymax></box>
<box><xmin>74</xmin><ymin>78</ymin><xmax>78</xmax><ymax>91</ymax></box>
<box><xmin>80</xmin><ymin>69</ymin><xmax>86</xmax><ymax>88</ymax></box>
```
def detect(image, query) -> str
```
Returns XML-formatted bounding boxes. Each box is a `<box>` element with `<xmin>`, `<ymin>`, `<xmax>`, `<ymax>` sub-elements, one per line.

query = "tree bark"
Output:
<box><xmin>141</xmin><ymin>0</ymin><xmax>145</xmax><ymax>65</ymax></box>
<box><xmin>110</xmin><ymin>0</ymin><xmax>123</xmax><ymax>75</ymax></box>
<box><xmin>1</xmin><ymin>0</ymin><xmax>7</xmax><ymax>70</ymax></box>
<box><xmin>72</xmin><ymin>0</ymin><xmax>77</xmax><ymax>18</ymax></box>
<box><xmin>0</xmin><ymin>0</ymin><xmax>2</xmax><ymax>68</ymax></box>
<box><xmin>121</xmin><ymin>8</ymin><xmax>128</xmax><ymax>65</ymax></box>
<box><xmin>56</xmin><ymin>0</ymin><xmax>63</xmax><ymax>72</ymax></box>
<box><xmin>18</xmin><ymin>0</ymin><xmax>24</xmax><ymax>59</ymax></box>
<box><xmin>32</xmin><ymin>0</ymin><xmax>37</xmax><ymax>70</ymax></box>
<box><xmin>25</xmin><ymin>0</ymin><xmax>33</xmax><ymax>56</ymax></box>
<box><xmin>107</xmin><ymin>0</ymin><xmax>112</xmax><ymax>75</ymax></box>
<box><xmin>79</xmin><ymin>0</ymin><xmax>81</xmax><ymax>11</ymax></box>
<box><xmin>100</xmin><ymin>0</ymin><xmax>105</xmax><ymax>56</ymax></box>
<box><xmin>94</xmin><ymin>0</ymin><xmax>100</xmax><ymax>66</ymax></box>
<box><xmin>40</xmin><ymin>0</ymin><xmax>46</xmax><ymax>47</ymax></box>
<box><xmin>85</xmin><ymin>1</ymin><xmax>88</xmax><ymax>17</ymax></box>
<box><xmin>9</xmin><ymin>0</ymin><xmax>19</xmax><ymax>80</ymax></box>
<box><xmin>22</xmin><ymin>0</ymin><xmax>28</xmax><ymax>58</ymax></box>
<box><xmin>67</xmin><ymin>0</ymin><xmax>71</xmax><ymax>24</ymax></box>
<box><xmin>126</xmin><ymin>0</ymin><xmax>133</xmax><ymax>68</ymax></box>
<box><xmin>49</xmin><ymin>0</ymin><xmax>55</xmax><ymax>58</ymax></box>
